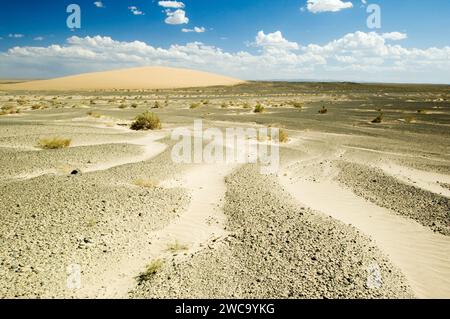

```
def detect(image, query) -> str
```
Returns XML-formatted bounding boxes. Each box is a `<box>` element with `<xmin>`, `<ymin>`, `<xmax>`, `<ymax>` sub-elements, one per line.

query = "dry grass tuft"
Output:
<box><xmin>166</xmin><ymin>240</ymin><xmax>189</xmax><ymax>253</ymax></box>
<box><xmin>278</xmin><ymin>129</ymin><xmax>289</xmax><ymax>143</ymax></box>
<box><xmin>130</xmin><ymin>111</ymin><xmax>162</xmax><ymax>131</ymax></box>
<box><xmin>136</xmin><ymin>259</ymin><xmax>164</xmax><ymax>283</ymax></box>
<box><xmin>37</xmin><ymin>137</ymin><xmax>71</xmax><ymax>149</ymax></box>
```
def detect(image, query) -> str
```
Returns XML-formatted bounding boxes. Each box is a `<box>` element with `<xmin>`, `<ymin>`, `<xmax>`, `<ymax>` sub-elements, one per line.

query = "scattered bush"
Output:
<box><xmin>318</xmin><ymin>106</ymin><xmax>328</xmax><ymax>114</ymax></box>
<box><xmin>278</xmin><ymin>129</ymin><xmax>289</xmax><ymax>143</ymax></box>
<box><xmin>131</xmin><ymin>103</ymin><xmax>138</xmax><ymax>109</ymax></box>
<box><xmin>154</xmin><ymin>101</ymin><xmax>162</xmax><ymax>109</ymax></box>
<box><xmin>136</xmin><ymin>259</ymin><xmax>163</xmax><ymax>283</ymax></box>
<box><xmin>38</xmin><ymin>137</ymin><xmax>71</xmax><ymax>149</ymax></box>
<box><xmin>87</xmin><ymin>111</ymin><xmax>102</xmax><ymax>118</ymax></box>
<box><xmin>242</xmin><ymin>102</ymin><xmax>251</xmax><ymax>109</ymax></box>
<box><xmin>290</xmin><ymin>101</ymin><xmax>304</xmax><ymax>109</ymax></box>
<box><xmin>190</xmin><ymin>103</ymin><xmax>200</xmax><ymax>109</ymax></box>
<box><xmin>417</xmin><ymin>109</ymin><xmax>428</xmax><ymax>114</ymax></box>
<box><xmin>371</xmin><ymin>112</ymin><xmax>384</xmax><ymax>123</ymax></box>
<box><xmin>130</xmin><ymin>111</ymin><xmax>162</xmax><ymax>131</ymax></box>
<box><xmin>254</xmin><ymin>103</ymin><xmax>265</xmax><ymax>113</ymax></box>
<box><xmin>166</xmin><ymin>240</ymin><xmax>189</xmax><ymax>253</ymax></box>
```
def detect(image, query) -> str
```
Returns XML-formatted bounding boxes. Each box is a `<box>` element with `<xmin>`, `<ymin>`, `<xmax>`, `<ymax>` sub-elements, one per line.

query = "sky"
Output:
<box><xmin>0</xmin><ymin>0</ymin><xmax>449</xmax><ymax>83</ymax></box>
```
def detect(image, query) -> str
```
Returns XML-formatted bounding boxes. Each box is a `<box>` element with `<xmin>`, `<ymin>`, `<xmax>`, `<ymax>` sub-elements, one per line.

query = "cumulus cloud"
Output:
<box><xmin>306</xmin><ymin>0</ymin><xmax>353</xmax><ymax>13</ymax></box>
<box><xmin>94</xmin><ymin>1</ymin><xmax>104</xmax><ymax>8</ymax></box>
<box><xmin>164</xmin><ymin>9</ymin><xmax>189</xmax><ymax>24</ymax></box>
<box><xmin>254</xmin><ymin>31</ymin><xmax>300</xmax><ymax>52</ymax></box>
<box><xmin>158</xmin><ymin>1</ymin><xmax>185</xmax><ymax>9</ymax></box>
<box><xmin>1</xmin><ymin>31</ymin><xmax>449</xmax><ymax>83</ymax></box>
<box><xmin>128</xmin><ymin>6</ymin><xmax>144</xmax><ymax>15</ymax></box>
<box><xmin>382</xmin><ymin>32</ymin><xmax>408</xmax><ymax>41</ymax></box>
<box><xmin>182</xmin><ymin>27</ymin><xmax>206</xmax><ymax>33</ymax></box>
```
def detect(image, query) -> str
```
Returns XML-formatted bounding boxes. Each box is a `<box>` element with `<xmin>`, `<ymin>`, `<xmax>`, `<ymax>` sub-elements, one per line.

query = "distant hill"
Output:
<box><xmin>0</xmin><ymin>66</ymin><xmax>244</xmax><ymax>91</ymax></box>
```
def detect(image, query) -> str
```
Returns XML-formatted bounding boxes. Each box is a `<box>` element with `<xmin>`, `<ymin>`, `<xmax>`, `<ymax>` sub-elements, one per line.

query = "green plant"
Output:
<box><xmin>190</xmin><ymin>103</ymin><xmax>200</xmax><ymax>109</ymax></box>
<box><xmin>37</xmin><ymin>137</ymin><xmax>71</xmax><ymax>149</ymax></box>
<box><xmin>136</xmin><ymin>259</ymin><xmax>163</xmax><ymax>283</ymax></box>
<box><xmin>130</xmin><ymin>111</ymin><xmax>162</xmax><ymax>131</ymax></box>
<box><xmin>254</xmin><ymin>103</ymin><xmax>265</xmax><ymax>113</ymax></box>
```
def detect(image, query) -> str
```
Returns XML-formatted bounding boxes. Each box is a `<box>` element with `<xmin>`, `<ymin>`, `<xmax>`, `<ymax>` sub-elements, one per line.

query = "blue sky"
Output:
<box><xmin>0</xmin><ymin>0</ymin><xmax>449</xmax><ymax>83</ymax></box>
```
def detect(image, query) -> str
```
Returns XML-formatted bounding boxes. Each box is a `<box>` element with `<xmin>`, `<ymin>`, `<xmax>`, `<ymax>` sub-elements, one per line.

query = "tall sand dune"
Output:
<box><xmin>1</xmin><ymin>66</ymin><xmax>244</xmax><ymax>91</ymax></box>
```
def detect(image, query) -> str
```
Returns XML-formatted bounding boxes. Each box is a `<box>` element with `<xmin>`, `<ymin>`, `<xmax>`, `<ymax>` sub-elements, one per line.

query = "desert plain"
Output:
<box><xmin>0</xmin><ymin>68</ymin><xmax>449</xmax><ymax>299</ymax></box>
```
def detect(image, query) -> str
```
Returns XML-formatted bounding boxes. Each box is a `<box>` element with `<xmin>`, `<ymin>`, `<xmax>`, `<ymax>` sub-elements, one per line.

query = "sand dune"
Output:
<box><xmin>0</xmin><ymin>66</ymin><xmax>244</xmax><ymax>91</ymax></box>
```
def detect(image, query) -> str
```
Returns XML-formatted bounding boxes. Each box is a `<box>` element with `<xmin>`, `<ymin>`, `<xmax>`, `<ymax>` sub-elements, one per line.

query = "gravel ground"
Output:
<box><xmin>337</xmin><ymin>161</ymin><xmax>450</xmax><ymax>236</ymax></box>
<box><xmin>0</xmin><ymin>144</ymin><xmax>143</xmax><ymax>179</ymax></box>
<box><xmin>131</xmin><ymin>165</ymin><xmax>413</xmax><ymax>299</ymax></box>
<box><xmin>0</xmin><ymin>147</ymin><xmax>190</xmax><ymax>298</ymax></box>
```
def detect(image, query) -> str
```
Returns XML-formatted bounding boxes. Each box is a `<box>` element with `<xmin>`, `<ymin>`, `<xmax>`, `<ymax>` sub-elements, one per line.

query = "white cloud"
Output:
<box><xmin>128</xmin><ymin>6</ymin><xmax>144</xmax><ymax>15</ymax></box>
<box><xmin>164</xmin><ymin>9</ymin><xmax>189</xmax><ymax>24</ymax></box>
<box><xmin>158</xmin><ymin>1</ymin><xmax>185</xmax><ymax>9</ymax></box>
<box><xmin>306</xmin><ymin>0</ymin><xmax>353</xmax><ymax>13</ymax></box>
<box><xmin>1</xmin><ymin>32</ymin><xmax>449</xmax><ymax>83</ymax></box>
<box><xmin>382</xmin><ymin>32</ymin><xmax>408</xmax><ymax>41</ymax></box>
<box><xmin>254</xmin><ymin>31</ymin><xmax>299</xmax><ymax>52</ymax></box>
<box><xmin>94</xmin><ymin>1</ymin><xmax>104</xmax><ymax>8</ymax></box>
<box><xmin>8</xmin><ymin>34</ymin><xmax>24</xmax><ymax>38</ymax></box>
<box><xmin>182</xmin><ymin>26</ymin><xmax>206</xmax><ymax>33</ymax></box>
<box><xmin>34</xmin><ymin>36</ymin><xmax>44</xmax><ymax>41</ymax></box>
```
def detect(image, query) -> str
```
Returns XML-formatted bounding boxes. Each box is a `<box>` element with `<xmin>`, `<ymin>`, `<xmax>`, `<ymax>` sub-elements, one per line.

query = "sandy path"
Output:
<box><xmin>75</xmin><ymin>163</ymin><xmax>235</xmax><ymax>299</ymax></box>
<box><xmin>280</xmin><ymin>163</ymin><xmax>450</xmax><ymax>298</ymax></box>
<box><xmin>379</xmin><ymin>162</ymin><xmax>450</xmax><ymax>198</ymax></box>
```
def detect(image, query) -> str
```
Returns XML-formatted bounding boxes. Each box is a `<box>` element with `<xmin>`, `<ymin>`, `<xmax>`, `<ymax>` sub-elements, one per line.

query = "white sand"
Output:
<box><xmin>280</xmin><ymin>164</ymin><xmax>450</xmax><ymax>299</ymax></box>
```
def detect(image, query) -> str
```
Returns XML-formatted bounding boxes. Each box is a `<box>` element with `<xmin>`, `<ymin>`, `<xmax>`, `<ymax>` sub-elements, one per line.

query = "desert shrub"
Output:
<box><xmin>190</xmin><ymin>103</ymin><xmax>200</xmax><ymax>109</ymax></box>
<box><xmin>136</xmin><ymin>259</ymin><xmax>163</xmax><ymax>283</ymax></box>
<box><xmin>154</xmin><ymin>101</ymin><xmax>162</xmax><ymax>109</ymax></box>
<box><xmin>202</xmin><ymin>99</ymin><xmax>210</xmax><ymax>105</ymax></box>
<box><xmin>417</xmin><ymin>109</ymin><xmax>428</xmax><ymax>114</ymax></box>
<box><xmin>371</xmin><ymin>112</ymin><xmax>384</xmax><ymax>123</ymax></box>
<box><xmin>118</xmin><ymin>103</ymin><xmax>127</xmax><ymax>109</ymax></box>
<box><xmin>278</xmin><ymin>129</ymin><xmax>289</xmax><ymax>143</ymax></box>
<box><xmin>38</xmin><ymin>137</ymin><xmax>71</xmax><ymax>149</ymax></box>
<box><xmin>254</xmin><ymin>103</ymin><xmax>265</xmax><ymax>113</ymax></box>
<box><xmin>318</xmin><ymin>106</ymin><xmax>328</xmax><ymax>114</ymax></box>
<box><xmin>166</xmin><ymin>240</ymin><xmax>189</xmax><ymax>253</ymax></box>
<box><xmin>130</xmin><ymin>111</ymin><xmax>162</xmax><ymax>131</ymax></box>
<box><xmin>221</xmin><ymin>103</ymin><xmax>228</xmax><ymax>108</ymax></box>
<box><xmin>87</xmin><ymin>111</ymin><xmax>102</xmax><ymax>118</ymax></box>
<box><xmin>131</xmin><ymin>103</ymin><xmax>138</xmax><ymax>109</ymax></box>
<box><xmin>0</xmin><ymin>105</ymin><xmax>20</xmax><ymax>115</ymax></box>
<box><xmin>290</xmin><ymin>101</ymin><xmax>304</xmax><ymax>109</ymax></box>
